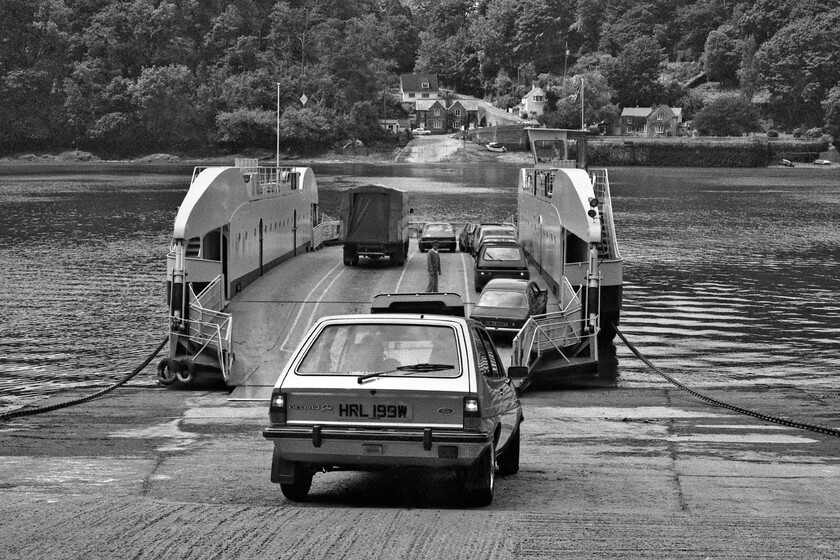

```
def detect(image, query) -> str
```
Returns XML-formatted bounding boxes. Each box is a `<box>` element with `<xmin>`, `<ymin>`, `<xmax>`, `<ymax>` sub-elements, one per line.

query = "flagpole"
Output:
<box><xmin>580</xmin><ymin>78</ymin><xmax>585</xmax><ymax>130</ymax></box>
<box><xmin>276</xmin><ymin>82</ymin><xmax>280</xmax><ymax>169</ymax></box>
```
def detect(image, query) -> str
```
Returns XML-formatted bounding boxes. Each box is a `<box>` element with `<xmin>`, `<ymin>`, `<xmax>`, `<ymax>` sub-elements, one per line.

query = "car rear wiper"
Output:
<box><xmin>356</xmin><ymin>363</ymin><xmax>454</xmax><ymax>384</ymax></box>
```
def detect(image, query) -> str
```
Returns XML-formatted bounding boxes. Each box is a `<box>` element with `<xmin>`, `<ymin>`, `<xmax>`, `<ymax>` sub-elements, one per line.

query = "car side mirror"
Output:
<box><xmin>507</xmin><ymin>366</ymin><xmax>528</xmax><ymax>379</ymax></box>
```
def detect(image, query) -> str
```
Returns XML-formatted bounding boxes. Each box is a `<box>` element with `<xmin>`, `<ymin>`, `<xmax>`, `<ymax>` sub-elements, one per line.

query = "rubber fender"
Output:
<box><xmin>156</xmin><ymin>358</ymin><xmax>179</xmax><ymax>386</ymax></box>
<box><xmin>175</xmin><ymin>358</ymin><xmax>196</xmax><ymax>384</ymax></box>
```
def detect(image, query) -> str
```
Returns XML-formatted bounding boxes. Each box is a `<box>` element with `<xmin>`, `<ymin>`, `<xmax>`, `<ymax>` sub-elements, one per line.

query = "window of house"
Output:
<box><xmin>454</xmin><ymin>109</ymin><xmax>461</xmax><ymax>116</ymax></box>
<box><xmin>422</xmin><ymin>93</ymin><xmax>429</xmax><ymax>98</ymax></box>
<box><xmin>655</xmin><ymin>125</ymin><xmax>665</xmax><ymax>134</ymax></box>
<box><xmin>626</xmin><ymin>117</ymin><xmax>632</xmax><ymax>124</ymax></box>
<box><xmin>408</xmin><ymin>92</ymin><xmax>415</xmax><ymax>98</ymax></box>
<box><xmin>433</xmin><ymin>108</ymin><xmax>440</xmax><ymax>116</ymax></box>
<box><xmin>433</xmin><ymin>120</ymin><xmax>443</xmax><ymax>129</ymax></box>
<box><xmin>422</xmin><ymin>82</ymin><xmax>429</xmax><ymax>88</ymax></box>
<box><xmin>534</xmin><ymin>95</ymin><xmax>544</xmax><ymax>102</ymax></box>
<box><xmin>656</xmin><ymin>113</ymin><xmax>664</xmax><ymax>121</ymax></box>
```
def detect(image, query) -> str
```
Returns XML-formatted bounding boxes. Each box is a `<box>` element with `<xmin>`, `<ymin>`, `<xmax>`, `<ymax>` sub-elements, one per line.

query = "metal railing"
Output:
<box><xmin>171</xmin><ymin>275</ymin><xmax>233</xmax><ymax>380</ymax></box>
<box><xmin>511</xmin><ymin>279</ymin><xmax>593</xmax><ymax>369</ymax></box>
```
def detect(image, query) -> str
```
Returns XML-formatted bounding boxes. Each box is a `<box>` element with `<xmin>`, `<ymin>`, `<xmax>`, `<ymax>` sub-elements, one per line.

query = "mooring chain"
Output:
<box><xmin>0</xmin><ymin>336</ymin><xmax>168</xmax><ymax>422</ymax></box>
<box><xmin>614</xmin><ymin>326</ymin><xmax>840</xmax><ymax>439</ymax></box>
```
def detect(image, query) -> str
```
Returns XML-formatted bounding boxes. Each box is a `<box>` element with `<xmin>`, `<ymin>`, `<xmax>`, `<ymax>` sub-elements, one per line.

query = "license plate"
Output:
<box><xmin>338</xmin><ymin>403</ymin><xmax>411</xmax><ymax>420</ymax></box>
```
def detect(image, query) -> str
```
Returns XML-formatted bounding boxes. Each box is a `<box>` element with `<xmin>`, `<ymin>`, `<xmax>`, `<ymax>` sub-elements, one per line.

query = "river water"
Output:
<box><xmin>1</xmin><ymin>161</ymin><xmax>839</xmax><ymax>410</ymax></box>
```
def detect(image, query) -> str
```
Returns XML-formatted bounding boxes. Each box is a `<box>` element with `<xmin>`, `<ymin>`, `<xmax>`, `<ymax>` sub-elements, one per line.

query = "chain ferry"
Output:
<box><xmin>158</xmin><ymin>132</ymin><xmax>622</xmax><ymax>392</ymax></box>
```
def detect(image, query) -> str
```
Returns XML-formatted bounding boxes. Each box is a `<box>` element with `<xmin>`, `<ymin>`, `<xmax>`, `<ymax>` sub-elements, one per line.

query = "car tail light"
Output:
<box><xmin>463</xmin><ymin>397</ymin><xmax>481</xmax><ymax>430</ymax></box>
<box><xmin>269</xmin><ymin>390</ymin><xmax>287</xmax><ymax>425</ymax></box>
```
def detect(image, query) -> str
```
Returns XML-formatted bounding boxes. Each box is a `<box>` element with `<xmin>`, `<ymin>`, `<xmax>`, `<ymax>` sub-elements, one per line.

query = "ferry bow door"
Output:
<box><xmin>259</xmin><ymin>218</ymin><xmax>264</xmax><ymax>276</ymax></box>
<box><xmin>222</xmin><ymin>225</ymin><xmax>229</xmax><ymax>300</ymax></box>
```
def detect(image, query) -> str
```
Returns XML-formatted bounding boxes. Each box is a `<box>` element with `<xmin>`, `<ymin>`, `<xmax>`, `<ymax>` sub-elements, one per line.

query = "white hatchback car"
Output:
<box><xmin>263</xmin><ymin>313</ymin><xmax>524</xmax><ymax>506</ymax></box>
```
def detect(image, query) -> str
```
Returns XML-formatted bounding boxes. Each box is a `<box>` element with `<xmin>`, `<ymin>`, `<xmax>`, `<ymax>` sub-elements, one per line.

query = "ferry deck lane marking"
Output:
<box><xmin>275</xmin><ymin>260</ymin><xmax>344</xmax><ymax>352</ymax></box>
<box><xmin>460</xmin><ymin>251</ymin><xmax>471</xmax><ymax>314</ymax></box>
<box><xmin>296</xmin><ymin>265</ymin><xmax>350</xmax><ymax>345</ymax></box>
<box><xmin>394</xmin><ymin>248</ymin><xmax>417</xmax><ymax>292</ymax></box>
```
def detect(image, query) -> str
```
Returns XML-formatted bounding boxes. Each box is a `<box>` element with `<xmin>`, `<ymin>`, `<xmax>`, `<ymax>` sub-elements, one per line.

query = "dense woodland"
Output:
<box><xmin>2</xmin><ymin>0</ymin><xmax>839</xmax><ymax>156</ymax></box>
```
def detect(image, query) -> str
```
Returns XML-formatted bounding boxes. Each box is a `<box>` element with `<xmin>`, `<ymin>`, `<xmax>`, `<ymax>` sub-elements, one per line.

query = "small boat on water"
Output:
<box><xmin>486</xmin><ymin>142</ymin><xmax>507</xmax><ymax>152</ymax></box>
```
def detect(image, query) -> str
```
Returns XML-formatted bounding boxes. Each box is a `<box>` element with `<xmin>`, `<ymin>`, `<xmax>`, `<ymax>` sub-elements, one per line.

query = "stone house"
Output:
<box><xmin>414</xmin><ymin>99</ymin><xmax>480</xmax><ymax>133</ymax></box>
<box><xmin>619</xmin><ymin>105</ymin><xmax>683</xmax><ymax>136</ymax></box>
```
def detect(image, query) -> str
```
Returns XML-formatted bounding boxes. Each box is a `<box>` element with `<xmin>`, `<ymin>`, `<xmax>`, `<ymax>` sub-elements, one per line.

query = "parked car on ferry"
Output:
<box><xmin>470</xmin><ymin>279</ymin><xmax>547</xmax><ymax>334</ymax></box>
<box><xmin>472</xmin><ymin>223</ymin><xmax>517</xmax><ymax>255</ymax></box>
<box><xmin>263</xmin><ymin>313</ymin><xmax>524</xmax><ymax>506</ymax></box>
<box><xmin>459</xmin><ymin>223</ymin><xmax>477</xmax><ymax>253</ymax></box>
<box><xmin>419</xmin><ymin>222</ymin><xmax>457</xmax><ymax>252</ymax></box>
<box><xmin>474</xmin><ymin>242</ymin><xmax>529</xmax><ymax>291</ymax></box>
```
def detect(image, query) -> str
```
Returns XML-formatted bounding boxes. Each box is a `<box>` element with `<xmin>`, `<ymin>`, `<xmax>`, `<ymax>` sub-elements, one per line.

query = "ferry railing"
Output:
<box><xmin>511</xmin><ymin>281</ymin><xmax>592</xmax><ymax>369</ymax></box>
<box><xmin>590</xmin><ymin>168</ymin><xmax>622</xmax><ymax>261</ymax></box>
<box><xmin>171</xmin><ymin>275</ymin><xmax>233</xmax><ymax>380</ymax></box>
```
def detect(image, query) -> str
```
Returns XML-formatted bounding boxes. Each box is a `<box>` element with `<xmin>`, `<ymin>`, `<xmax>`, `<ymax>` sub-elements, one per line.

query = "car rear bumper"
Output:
<box><xmin>263</xmin><ymin>425</ymin><xmax>493</xmax><ymax>472</ymax></box>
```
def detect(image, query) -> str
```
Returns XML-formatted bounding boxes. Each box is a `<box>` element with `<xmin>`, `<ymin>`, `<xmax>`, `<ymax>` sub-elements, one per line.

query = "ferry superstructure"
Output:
<box><xmin>160</xmin><ymin>159</ymin><xmax>326</xmax><ymax>387</ymax></box>
<box><xmin>510</xmin><ymin>129</ymin><xmax>623</xmax><ymax>388</ymax></box>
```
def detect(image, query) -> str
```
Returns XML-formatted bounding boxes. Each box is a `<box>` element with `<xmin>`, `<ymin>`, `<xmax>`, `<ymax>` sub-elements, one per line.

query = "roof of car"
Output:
<box><xmin>370</xmin><ymin>292</ymin><xmax>466</xmax><ymax>316</ymax></box>
<box><xmin>482</xmin><ymin>278</ymin><xmax>532</xmax><ymax>290</ymax></box>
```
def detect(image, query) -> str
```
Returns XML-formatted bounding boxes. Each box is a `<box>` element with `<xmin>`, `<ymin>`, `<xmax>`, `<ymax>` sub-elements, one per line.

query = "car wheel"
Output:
<box><xmin>467</xmin><ymin>441</ymin><xmax>495</xmax><ymax>507</ymax></box>
<box><xmin>280</xmin><ymin>464</ymin><xmax>313</xmax><ymax>502</ymax></box>
<box><xmin>497</xmin><ymin>425</ymin><xmax>520</xmax><ymax>476</ymax></box>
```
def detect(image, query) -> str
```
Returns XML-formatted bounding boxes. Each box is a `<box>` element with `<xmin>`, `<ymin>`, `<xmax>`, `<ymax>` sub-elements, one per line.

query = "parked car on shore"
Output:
<box><xmin>263</xmin><ymin>312</ymin><xmax>524</xmax><ymax>506</ymax></box>
<box><xmin>412</xmin><ymin>128</ymin><xmax>431</xmax><ymax>136</ymax></box>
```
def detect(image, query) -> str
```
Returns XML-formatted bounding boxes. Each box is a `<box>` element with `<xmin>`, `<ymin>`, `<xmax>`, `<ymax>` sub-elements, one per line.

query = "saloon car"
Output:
<box><xmin>470</xmin><ymin>279</ymin><xmax>547</xmax><ymax>334</ymax></box>
<box><xmin>419</xmin><ymin>222</ymin><xmax>457</xmax><ymax>252</ymax></box>
<box><xmin>472</xmin><ymin>223</ymin><xmax>517</xmax><ymax>255</ymax></box>
<box><xmin>263</xmin><ymin>314</ymin><xmax>524</xmax><ymax>506</ymax></box>
<box><xmin>474</xmin><ymin>242</ymin><xmax>530</xmax><ymax>291</ymax></box>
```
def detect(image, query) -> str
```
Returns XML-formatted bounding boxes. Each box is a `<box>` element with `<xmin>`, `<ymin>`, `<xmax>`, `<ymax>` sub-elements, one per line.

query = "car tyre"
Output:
<box><xmin>497</xmin><ymin>425</ymin><xmax>520</xmax><ymax>475</ymax></box>
<box><xmin>467</xmin><ymin>441</ymin><xmax>495</xmax><ymax>507</ymax></box>
<box><xmin>280</xmin><ymin>464</ymin><xmax>313</xmax><ymax>502</ymax></box>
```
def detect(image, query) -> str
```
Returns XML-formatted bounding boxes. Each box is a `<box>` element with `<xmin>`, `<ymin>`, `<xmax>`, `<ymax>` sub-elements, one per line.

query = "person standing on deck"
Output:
<box><xmin>426</xmin><ymin>241</ymin><xmax>441</xmax><ymax>292</ymax></box>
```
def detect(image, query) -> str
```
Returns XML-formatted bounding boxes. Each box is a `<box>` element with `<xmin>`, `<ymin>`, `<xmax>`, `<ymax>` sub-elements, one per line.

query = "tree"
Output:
<box><xmin>822</xmin><ymin>85</ymin><xmax>840</xmax><ymax>151</ymax></box>
<box><xmin>692</xmin><ymin>95</ymin><xmax>760</xmax><ymax>136</ymax></box>
<box><xmin>129</xmin><ymin>64</ymin><xmax>203</xmax><ymax>149</ymax></box>
<box><xmin>600</xmin><ymin>36</ymin><xmax>663</xmax><ymax>107</ymax></box>
<box><xmin>754</xmin><ymin>9</ymin><xmax>840</xmax><ymax>129</ymax></box>
<box><xmin>703</xmin><ymin>26</ymin><xmax>739</xmax><ymax>85</ymax></box>
<box><xmin>215</xmin><ymin>108</ymin><xmax>275</xmax><ymax>149</ymax></box>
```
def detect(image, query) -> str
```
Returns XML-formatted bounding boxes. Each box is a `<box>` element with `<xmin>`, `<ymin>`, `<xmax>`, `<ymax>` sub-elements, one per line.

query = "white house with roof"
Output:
<box><xmin>400</xmin><ymin>74</ymin><xmax>440</xmax><ymax>102</ymax></box>
<box><xmin>520</xmin><ymin>86</ymin><xmax>546</xmax><ymax>119</ymax></box>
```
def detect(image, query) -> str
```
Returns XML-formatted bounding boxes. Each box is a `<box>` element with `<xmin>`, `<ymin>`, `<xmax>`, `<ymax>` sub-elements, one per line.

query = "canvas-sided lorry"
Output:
<box><xmin>339</xmin><ymin>185</ymin><xmax>411</xmax><ymax>266</ymax></box>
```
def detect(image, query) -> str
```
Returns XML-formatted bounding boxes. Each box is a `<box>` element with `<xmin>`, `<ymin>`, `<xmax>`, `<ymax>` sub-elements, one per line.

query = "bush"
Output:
<box><xmin>215</xmin><ymin>109</ymin><xmax>276</xmax><ymax>149</ymax></box>
<box><xmin>804</xmin><ymin>127</ymin><xmax>824</xmax><ymax>138</ymax></box>
<box><xmin>767</xmin><ymin>129</ymin><xmax>779</xmax><ymax>138</ymax></box>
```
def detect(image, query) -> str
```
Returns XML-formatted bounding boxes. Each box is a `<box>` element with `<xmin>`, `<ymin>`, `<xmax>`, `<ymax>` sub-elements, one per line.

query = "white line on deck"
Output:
<box><xmin>395</xmin><ymin>249</ymin><xmax>417</xmax><ymax>292</ymax></box>
<box><xmin>277</xmin><ymin>260</ymin><xmax>344</xmax><ymax>351</ymax></box>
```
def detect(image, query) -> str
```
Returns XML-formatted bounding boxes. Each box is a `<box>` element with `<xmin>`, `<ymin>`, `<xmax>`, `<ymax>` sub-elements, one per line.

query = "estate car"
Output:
<box><xmin>263</xmin><ymin>313</ymin><xmax>524</xmax><ymax>506</ymax></box>
<box><xmin>474</xmin><ymin>242</ymin><xmax>530</xmax><ymax>291</ymax></box>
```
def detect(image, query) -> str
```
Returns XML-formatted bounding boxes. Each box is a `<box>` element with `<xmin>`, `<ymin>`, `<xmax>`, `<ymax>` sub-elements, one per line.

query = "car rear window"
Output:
<box><xmin>475</xmin><ymin>290</ymin><xmax>527</xmax><ymax>309</ymax></box>
<box><xmin>424</xmin><ymin>224</ymin><xmax>453</xmax><ymax>235</ymax></box>
<box><xmin>296</xmin><ymin>323</ymin><xmax>461</xmax><ymax>377</ymax></box>
<box><xmin>479</xmin><ymin>246</ymin><xmax>524</xmax><ymax>263</ymax></box>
